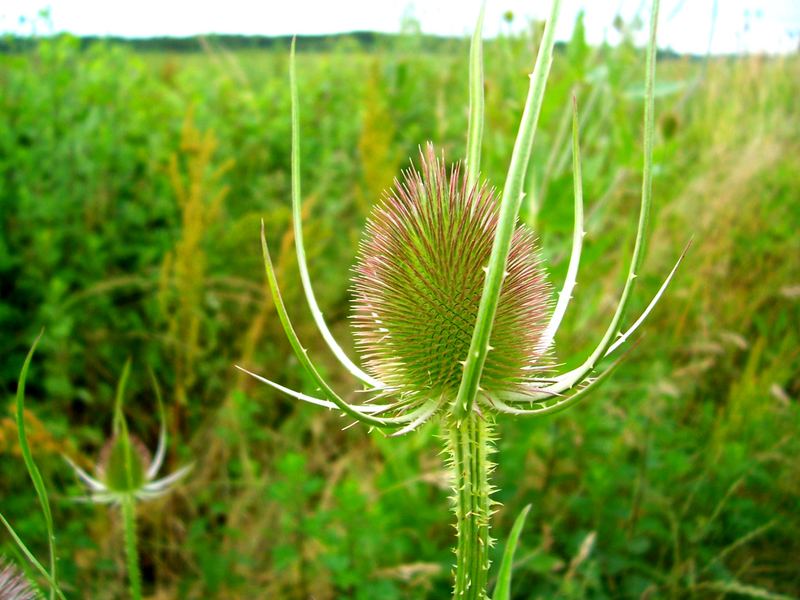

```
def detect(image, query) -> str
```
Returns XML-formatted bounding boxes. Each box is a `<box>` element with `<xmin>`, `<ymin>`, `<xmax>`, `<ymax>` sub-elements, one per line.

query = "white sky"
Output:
<box><xmin>2</xmin><ymin>0</ymin><xmax>799</xmax><ymax>55</ymax></box>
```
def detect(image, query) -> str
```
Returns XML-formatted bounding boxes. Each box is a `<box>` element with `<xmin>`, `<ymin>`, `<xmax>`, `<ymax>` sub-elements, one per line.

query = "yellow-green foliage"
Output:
<box><xmin>0</xmin><ymin>405</ymin><xmax>70</xmax><ymax>458</ymax></box>
<box><xmin>357</xmin><ymin>60</ymin><xmax>399</xmax><ymax>215</ymax></box>
<box><xmin>159</xmin><ymin>110</ymin><xmax>233</xmax><ymax>412</ymax></box>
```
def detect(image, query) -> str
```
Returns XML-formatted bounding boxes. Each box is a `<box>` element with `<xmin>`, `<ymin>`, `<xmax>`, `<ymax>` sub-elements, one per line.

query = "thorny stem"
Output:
<box><xmin>121</xmin><ymin>494</ymin><xmax>143</xmax><ymax>600</ymax></box>
<box><xmin>449</xmin><ymin>413</ymin><xmax>494</xmax><ymax>599</ymax></box>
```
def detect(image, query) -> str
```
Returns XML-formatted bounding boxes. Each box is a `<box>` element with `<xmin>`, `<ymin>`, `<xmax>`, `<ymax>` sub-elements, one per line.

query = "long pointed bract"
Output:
<box><xmin>112</xmin><ymin>359</ymin><xmax>132</xmax><ymax>436</ymax></box>
<box><xmin>539</xmin><ymin>95</ymin><xmax>585</xmax><ymax>351</ymax></box>
<box><xmin>545</xmin><ymin>242</ymin><xmax>687</xmax><ymax>394</ymax></box>
<box><xmin>235</xmin><ymin>364</ymin><xmax>401</xmax><ymax>415</ymax></box>
<box><xmin>63</xmin><ymin>455</ymin><xmax>107</xmax><ymax>491</ymax></box>
<box><xmin>260</xmin><ymin>221</ymin><xmax>400</xmax><ymax>429</ymax></box>
<box><xmin>606</xmin><ymin>240</ymin><xmax>690</xmax><ymax>355</ymax></box>
<box><xmin>147</xmin><ymin>369</ymin><xmax>167</xmax><ymax>479</ymax></box>
<box><xmin>491</xmin><ymin>352</ymin><xmax>627</xmax><ymax>417</ymax></box>
<box><xmin>289</xmin><ymin>38</ymin><xmax>384</xmax><ymax>390</ymax></box>
<box><xmin>142</xmin><ymin>464</ymin><xmax>194</xmax><ymax>492</ymax></box>
<box><xmin>454</xmin><ymin>0</ymin><xmax>562</xmax><ymax>419</ymax></box>
<box><xmin>388</xmin><ymin>401</ymin><xmax>439</xmax><ymax>437</ymax></box>
<box><xmin>540</xmin><ymin>0</ymin><xmax>663</xmax><ymax>394</ymax></box>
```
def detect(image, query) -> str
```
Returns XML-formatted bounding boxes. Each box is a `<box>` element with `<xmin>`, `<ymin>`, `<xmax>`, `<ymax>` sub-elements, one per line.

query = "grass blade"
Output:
<box><xmin>0</xmin><ymin>513</ymin><xmax>66</xmax><ymax>600</ymax></box>
<box><xmin>695</xmin><ymin>580</ymin><xmax>795</xmax><ymax>600</ymax></box>
<box><xmin>493</xmin><ymin>504</ymin><xmax>531</xmax><ymax>600</ymax></box>
<box><xmin>15</xmin><ymin>330</ymin><xmax>59</xmax><ymax>600</ymax></box>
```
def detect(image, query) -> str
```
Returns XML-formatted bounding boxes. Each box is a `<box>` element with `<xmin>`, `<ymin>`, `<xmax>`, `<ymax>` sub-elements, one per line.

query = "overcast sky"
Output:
<box><xmin>2</xmin><ymin>0</ymin><xmax>799</xmax><ymax>55</ymax></box>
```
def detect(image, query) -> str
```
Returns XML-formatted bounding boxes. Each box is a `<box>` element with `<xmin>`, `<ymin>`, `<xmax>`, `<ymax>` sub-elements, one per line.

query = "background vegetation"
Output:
<box><xmin>1</xmin><ymin>13</ymin><xmax>798</xmax><ymax>599</ymax></box>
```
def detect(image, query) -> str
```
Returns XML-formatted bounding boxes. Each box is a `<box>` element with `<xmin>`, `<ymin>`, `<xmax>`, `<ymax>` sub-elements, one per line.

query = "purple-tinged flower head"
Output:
<box><xmin>96</xmin><ymin>434</ymin><xmax>152</xmax><ymax>493</ymax></box>
<box><xmin>243</xmin><ymin>12</ymin><xmax>682</xmax><ymax>434</ymax></box>
<box><xmin>352</xmin><ymin>144</ymin><xmax>552</xmax><ymax>406</ymax></box>
<box><xmin>64</xmin><ymin>401</ymin><xmax>193</xmax><ymax>505</ymax></box>
<box><xmin>0</xmin><ymin>558</ymin><xmax>36</xmax><ymax>600</ymax></box>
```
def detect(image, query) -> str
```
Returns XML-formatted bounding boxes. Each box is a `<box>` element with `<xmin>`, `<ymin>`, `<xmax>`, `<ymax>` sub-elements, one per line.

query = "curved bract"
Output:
<box><xmin>288</xmin><ymin>38</ymin><xmax>384</xmax><ymax>391</ymax></box>
<box><xmin>454</xmin><ymin>0</ymin><xmax>564</xmax><ymax>419</ymax></box>
<box><xmin>538</xmin><ymin>96</ymin><xmax>585</xmax><ymax>353</ymax></box>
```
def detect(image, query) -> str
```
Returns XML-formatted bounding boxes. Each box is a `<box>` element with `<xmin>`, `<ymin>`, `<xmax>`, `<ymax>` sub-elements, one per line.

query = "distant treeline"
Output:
<box><xmin>2</xmin><ymin>31</ymin><xmax>457</xmax><ymax>53</ymax></box>
<box><xmin>0</xmin><ymin>31</ymin><xmax>689</xmax><ymax>58</ymax></box>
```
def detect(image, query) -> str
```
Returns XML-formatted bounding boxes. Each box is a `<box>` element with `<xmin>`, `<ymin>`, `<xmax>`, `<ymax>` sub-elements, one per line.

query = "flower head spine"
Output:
<box><xmin>0</xmin><ymin>558</ymin><xmax>36</xmax><ymax>600</ymax></box>
<box><xmin>352</xmin><ymin>144</ymin><xmax>552</xmax><ymax>407</ymax></box>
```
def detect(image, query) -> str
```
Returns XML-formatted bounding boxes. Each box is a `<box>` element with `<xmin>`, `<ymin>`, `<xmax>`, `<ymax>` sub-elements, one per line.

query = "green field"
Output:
<box><xmin>1</xmin><ymin>20</ymin><xmax>799</xmax><ymax>600</ymax></box>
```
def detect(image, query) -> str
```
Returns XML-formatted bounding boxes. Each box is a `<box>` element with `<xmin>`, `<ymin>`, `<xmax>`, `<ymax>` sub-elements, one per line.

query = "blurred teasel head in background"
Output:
<box><xmin>64</xmin><ymin>362</ymin><xmax>192</xmax><ymax>504</ymax></box>
<box><xmin>0</xmin><ymin>558</ymin><xmax>36</xmax><ymax>600</ymax></box>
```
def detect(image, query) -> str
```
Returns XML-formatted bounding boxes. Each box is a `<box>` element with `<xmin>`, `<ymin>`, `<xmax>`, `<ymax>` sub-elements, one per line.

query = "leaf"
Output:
<box><xmin>492</xmin><ymin>504</ymin><xmax>531</xmax><ymax>600</ymax></box>
<box><xmin>15</xmin><ymin>331</ymin><xmax>59</xmax><ymax>599</ymax></box>
<box><xmin>11</xmin><ymin>330</ymin><xmax>65</xmax><ymax>600</ymax></box>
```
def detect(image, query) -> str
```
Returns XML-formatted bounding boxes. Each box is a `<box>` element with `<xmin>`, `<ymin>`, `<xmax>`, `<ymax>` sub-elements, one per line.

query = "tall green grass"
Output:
<box><xmin>0</xmin><ymin>21</ymin><xmax>798</xmax><ymax>598</ymax></box>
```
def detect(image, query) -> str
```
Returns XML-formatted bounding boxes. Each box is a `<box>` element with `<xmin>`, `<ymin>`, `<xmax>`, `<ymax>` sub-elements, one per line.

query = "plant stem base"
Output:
<box><xmin>448</xmin><ymin>412</ymin><xmax>494</xmax><ymax>599</ymax></box>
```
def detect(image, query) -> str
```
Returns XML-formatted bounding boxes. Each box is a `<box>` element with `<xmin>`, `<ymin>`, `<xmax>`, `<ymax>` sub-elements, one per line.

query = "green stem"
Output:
<box><xmin>121</xmin><ymin>494</ymin><xmax>142</xmax><ymax>600</ymax></box>
<box><xmin>449</xmin><ymin>413</ymin><xmax>493</xmax><ymax>599</ymax></box>
<box><xmin>454</xmin><ymin>0</ymin><xmax>562</xmax><ymax>418</ymax></box>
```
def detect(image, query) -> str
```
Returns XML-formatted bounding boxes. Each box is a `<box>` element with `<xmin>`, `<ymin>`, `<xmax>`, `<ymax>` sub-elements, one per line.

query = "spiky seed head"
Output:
<box><xmin>352</xmin><ymin>144</ymin><xmax>551</xmax><ymax>406</ymax></box>
<box><xmin>0</xmin><ymin>558</ymin><xmax>36</xmax><ymax>600</ymax></box>
<box><xmin>97</xmin><ymin>434</ymin><xmax>151</xmax><ymax>493</ymax></box>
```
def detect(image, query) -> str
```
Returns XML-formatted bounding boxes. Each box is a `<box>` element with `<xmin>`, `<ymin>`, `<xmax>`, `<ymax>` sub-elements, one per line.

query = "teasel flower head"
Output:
<box><xmin>64</xmin><ymin>362</ymin><xmax>192</xmax><ymax>504</ymax></box>
<box><xmin>239</xmin><ymin>12</ymin><xmax>687</xmax><ymax>436</ymax></box>
<box><xmin>352</xmin><ymin>144</ymin><xmax>552</xmax><ymax>409</ymax></box>
<box><xmin>0</xmin><ymin>558</ymin><xmax>36</xmax><ymax>600</ymax></box>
